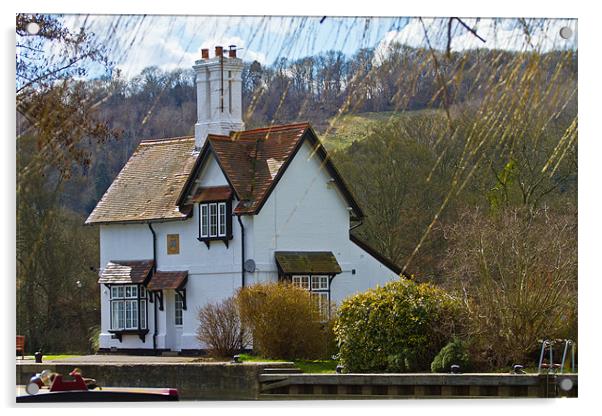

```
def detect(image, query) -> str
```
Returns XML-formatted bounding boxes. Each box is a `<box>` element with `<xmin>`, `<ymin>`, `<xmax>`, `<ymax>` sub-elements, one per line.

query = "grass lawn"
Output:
<box><xmin>21</xmin><ymin>354</ymin><xmax>81</xmax><ymax>361</ymax></box>
<box><xmin>43</xmin><ymin>354</ymin><xmax>81</xmax><ymax>360</ymax></box>
<box><xmin>238</xmin><ymin>353</ymin><xmax>337</xmax><ymax>374</ymax></box>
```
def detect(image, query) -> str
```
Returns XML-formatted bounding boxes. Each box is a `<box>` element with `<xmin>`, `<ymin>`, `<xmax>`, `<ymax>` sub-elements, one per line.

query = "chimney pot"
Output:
<box><xmin>215</xmin><ymin>46</ymin><xmax>223</xmax><ymax>57</ymax></box>
<box><xmin>201</xmin><ymin>48</ymin><xmax>209</xmax><ymax>59</ymax></box>
<box><xmin>228</xmin><ymin>45</ymin><xmax>237</xmax><ymax>58</ymax></box>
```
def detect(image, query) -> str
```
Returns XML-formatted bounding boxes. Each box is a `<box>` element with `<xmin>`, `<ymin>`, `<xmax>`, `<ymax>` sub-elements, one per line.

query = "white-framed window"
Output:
<box><xmin>311</xmin><ymin>275</ymin><xmax>329</xmax><ymax>290</ymax></box>
<box><xmin>209</xmin><ymin>203</ymin><xmax>217</xmax><ymax>237</ymax></box>
<box><xmin>110</xmin><ymin>284</ymin><xmax>147</xmax><ymax>330</ymax></box>
<box><xmin>292</xmin><ymin>275</ymin><xmax>310</xmax><ymax>290</ymax></box>
<box><xmin>200</xmin><ymin>204</ymin><xmax>209</xmax><ymax>238</ymax></box>
<box><xmin>291</xmin><ymin>275</ymin><xmax>330</xmax><ymax>320</ymax></box>
<box><xmin>175</xmin><ymin>292</ymin><xmax>184</xmax><ymax>326</ymax></box>
<box><xmin>218</xmin><ymin>202</ymin><xmax>226</xmax><ymax>237</ymax></box>
<box><xmin>200</xmin><ymin>201</ymin><xmax>229</xmax><ymax>240</ymax></box>
<box><xmin>311</xmin><ymin>292</ymin><xmax>330</xmax><ymax>321</ymax></box>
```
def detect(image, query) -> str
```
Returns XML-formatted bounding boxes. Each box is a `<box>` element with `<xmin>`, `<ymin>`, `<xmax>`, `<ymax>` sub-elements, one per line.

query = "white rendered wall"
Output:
<box><xmin>246</xmin><ymin>139</ymin><xmax>400</xmax><ymax>307</ymax></box>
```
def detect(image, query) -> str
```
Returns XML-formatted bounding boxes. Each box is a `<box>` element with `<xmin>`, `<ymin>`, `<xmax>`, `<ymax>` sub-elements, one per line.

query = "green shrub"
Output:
<box><xmin>236</xmin><ymin>283</ymin><xmax>333</xmax><ymax>360</ymax></box>
<box><xmin>431</xmin><ymin>338</ymin><xmax>471</xmax><ymax>373</ymax></box>
<box><xmin>333</xmin><ymin>279</ymin><xmax>465</xmax><ymax>373</ymax></box>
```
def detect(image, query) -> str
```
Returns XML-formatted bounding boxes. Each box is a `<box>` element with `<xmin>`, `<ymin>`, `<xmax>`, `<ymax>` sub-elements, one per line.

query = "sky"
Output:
<box><xmin>50</xmin><ymin>15</ymin><xmax>577</xmax><ymax>79</ymax></box>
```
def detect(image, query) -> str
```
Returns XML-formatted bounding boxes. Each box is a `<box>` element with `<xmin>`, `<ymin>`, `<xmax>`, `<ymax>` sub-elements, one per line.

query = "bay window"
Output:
<box><xmin>110</xmin><ymin>284</ymin><xmax>147</xmax><ymax>330</ymax></box>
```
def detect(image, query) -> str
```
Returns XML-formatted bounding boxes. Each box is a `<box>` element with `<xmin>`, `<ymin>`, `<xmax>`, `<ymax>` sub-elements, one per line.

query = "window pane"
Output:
<box><xmin>131</xmin><ymin>285</ymin><xmax>138</xmax><ymax>298</ymax></box>
<box><xmin>117</xmin><ymin>286</ymin><xmax>124</xmax><ymax>298</ymax></box>
<box><xmin>175</xmin><ymin>293</ymin><xmax>183</xmax><ymax>326</ymax></box>
<box><xmin>311</xmin><ymin>276</ymin><xmax>320</xmax><ymax>290</ymax></box>
<box><xmin>209</xmin><ymin>203</ymin><xmax>217</xmax><ymax>237</ymax></box>
<box><xmin>125</xmin><ymin>301</ymin><xmax>132</xmax><ymax>328</ymax></box>
<box><xmin>111</xmin><ymin>301</ymin><xmax>123</xmax><ymax>329</ymax></box>
<box><xmin>301</xmin><ymin>276</ymin><xmax>309</xmax><ymax>289</ymax></box>
<box><xmin>131</xmin><ymin>300</ymin><xmax>138</xmax><ymax>328</ymax></box>
<box><xmin>218</xmin><ymin>203</ymin><xmax>226</xmax><ymax>237</ymax></box>
<box><xmin>201</xmin><ymin>204</ymin><xmax>209</xmax><ymax>237</ymax></box>
<box><xmin>311</xmin><ymin>292</ymin><xmax>329</xmax><ymax>321</ymax></box>
<box><xmin>140</xmin><ymin>300</ymin><xmax>147</xmax><ymax>329</ymax></box>
<box><xmin>140</xmin><ymin>286</ymin><xmax>146</xmax><ymax>298</ymax></box>
<box><xmin>125</xmin><ymin>286</ymin><xmax>131</xmax><ymax>298</ymax></box>
<box><xmin>111</xmin><ymin>286</ymin><xmax>117</xmax><ymax>299</ymax></box>
<box><xmin>118</xmin><ymin>302</ymin><xmax>125</xmax><ymax>329</ymax></box>
<box><xmin>310</xmin><ymin>276</ymin><xmax>328</xmax><ymax>290</ymax></box>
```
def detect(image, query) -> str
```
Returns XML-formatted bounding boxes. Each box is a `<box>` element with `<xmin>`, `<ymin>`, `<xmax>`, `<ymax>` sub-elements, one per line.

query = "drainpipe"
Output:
<box><xmin>236</xmin><ymin>214</ymin><xmax>246</xmax><ymax>354</ymax></box>
<box><xmin>148</xmin><ymin>223</ymin><xmax>158</xmax><ymax>351</ymax></box>
<box><xmin>148</xmin><ymin>223</ymin><xmax>157</xmax><ymax>272</ymax></box>
<box><xmin>236</xmin><ymin>215</ymin><xmax>245</xmax><ymax>288</ymax></box>
<box><xmin>153</xmin><ymin>298</ymin><xmax>158</xmax><ymax>351</ymax></box>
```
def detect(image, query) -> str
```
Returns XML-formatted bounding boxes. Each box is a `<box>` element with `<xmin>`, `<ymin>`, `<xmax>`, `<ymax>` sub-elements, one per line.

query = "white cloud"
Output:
<box><xmin>61</xmin><ymin>15</ymin><xmax>269</xmax><ymax>78</ymax></box>
<box><xmin>374</xmin><ymin>18</ymin><xmax>577</xmax><ymax>65</ymax></box>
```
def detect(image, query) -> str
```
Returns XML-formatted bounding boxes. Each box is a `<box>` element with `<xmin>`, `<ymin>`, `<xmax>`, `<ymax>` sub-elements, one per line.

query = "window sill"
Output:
<box><xmin>109</xmin><ymin>329</ymin><xmax>149</xmax><ymax>343</ymax></box>
<box><xmin>197</xmin><ymin>236</ymin><xmax>232</xmax><ymax>249</ymax></box>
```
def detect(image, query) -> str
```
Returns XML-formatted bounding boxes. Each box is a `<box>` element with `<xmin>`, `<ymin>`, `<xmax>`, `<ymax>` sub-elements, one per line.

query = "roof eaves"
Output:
<box><xmin>247</xmin><ymin>125</ymin><xmax>310</xmax><ymax>215</ymax></box>
<box><xmin>305</xmin><ymin>126</ymin><xmax>365</xmax><ymax>219</ymax></box>
<box><xmin>349</xmin><ymin>233</ymin><xmax>403</xmax><ymax>276</ymax></box>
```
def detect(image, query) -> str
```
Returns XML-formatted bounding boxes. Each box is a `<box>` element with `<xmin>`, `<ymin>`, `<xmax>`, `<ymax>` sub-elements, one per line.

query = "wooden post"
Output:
<box><xmin>414</xmin><ymin>385</ymin><xmax>426</xmax><ymax>397</ymax></box>
<box><xmin>469</xmin><ymin>385</ymin><xmax>480</xmax><ymax>397</ymax></box>
<box><xmin>441</xmin><ymin>385</ymin><xmax>454</xmax><ymax>397</ymax></box>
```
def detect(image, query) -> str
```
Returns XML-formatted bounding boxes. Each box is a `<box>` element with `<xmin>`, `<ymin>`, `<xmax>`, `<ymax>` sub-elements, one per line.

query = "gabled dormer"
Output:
<box><xmin>191</xmin><ymin>185</ymin><xmax>233</xmax><ymax>248</ymax></box>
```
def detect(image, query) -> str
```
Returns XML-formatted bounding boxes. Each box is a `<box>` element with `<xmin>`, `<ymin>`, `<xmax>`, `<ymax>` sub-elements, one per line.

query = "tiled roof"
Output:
<box><xmin>206</xmin><ymin>123</ymin><xmax>309</xmax><ymax>214</ymax></box>
<box><xmin>97</xmin><ymin>260</ymin><xmax>154</xmax><ymax>284</ymax></box>
<box><xmin>85</xmin><ymin>137</ymin><xmax>198</xmax><ymax>224</ymax></box>
<box><xmin>88</xmin><ymin>123</ymin><xmax>363</xmax><ymax>224</ymax></box>
<box><xmin>192</xmin><ymin>186</ymin><xmax>232</xmax><ymax>202</ymax></box>
<box><xmin>275</xmin><ymin>251</ymin><xmax>342</xmax><ymax>275</ymax></box>
<box><xmin>147</xmin><ymin>271</ymin><xmax>188</xmax><ymax>290</ymax></box>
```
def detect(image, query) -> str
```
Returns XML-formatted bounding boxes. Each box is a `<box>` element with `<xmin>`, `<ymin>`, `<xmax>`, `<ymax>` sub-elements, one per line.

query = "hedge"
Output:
<box><xmin>333</xmin><ymin>279</ymin><xmax>465</xmax><ymax>372</ymax></box>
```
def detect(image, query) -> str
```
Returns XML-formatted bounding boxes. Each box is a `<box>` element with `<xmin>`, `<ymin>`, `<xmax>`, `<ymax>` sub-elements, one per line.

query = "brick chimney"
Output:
<box><xmin>192</xmin><ymin>45</ymin><xmax>244</xmax><ymax>149</ymax></box>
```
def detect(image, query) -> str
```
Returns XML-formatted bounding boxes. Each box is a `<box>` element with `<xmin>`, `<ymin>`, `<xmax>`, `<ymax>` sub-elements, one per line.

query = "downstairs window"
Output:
<box><xmin>292</xmin><ymin>275</ymin><xmax>330</xmax><ymax>321</ymax></box>
<box><xmin>110</xmin><ymin>285</ymin><xmax>147</xmax><ymax>330</ymax></box>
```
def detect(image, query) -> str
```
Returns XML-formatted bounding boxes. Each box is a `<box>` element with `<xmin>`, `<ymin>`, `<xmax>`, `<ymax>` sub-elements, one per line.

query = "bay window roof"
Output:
<box><xmin>97</xmin><ymin>260</ymin><xmax>154</xmax><ymax>284</ymax></box>
<box><xmin>275</xmin><ymin>251</ymin><xmax>342</xmax><ymax>275</ymax></box>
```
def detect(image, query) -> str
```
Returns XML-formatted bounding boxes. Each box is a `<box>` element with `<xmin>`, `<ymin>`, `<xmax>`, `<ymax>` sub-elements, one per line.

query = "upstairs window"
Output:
<box><xmin>199</xmin><ymin>201</ymin><xmax>230</xmax><ymax>240</ymax></box>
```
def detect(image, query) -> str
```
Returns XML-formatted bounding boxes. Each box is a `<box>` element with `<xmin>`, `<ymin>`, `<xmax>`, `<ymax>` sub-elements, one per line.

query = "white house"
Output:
<box><xmin>86</xmin><ymin>46</ymin><xmax>401</xmax><ymax>354</ymax></box>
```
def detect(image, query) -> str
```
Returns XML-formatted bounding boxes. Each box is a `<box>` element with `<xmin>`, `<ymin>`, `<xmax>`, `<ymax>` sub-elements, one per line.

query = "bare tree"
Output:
<box><xmin>441</xmin><ymin>207</ymin><xmax>577</xmax><ymax>368</ymax></box>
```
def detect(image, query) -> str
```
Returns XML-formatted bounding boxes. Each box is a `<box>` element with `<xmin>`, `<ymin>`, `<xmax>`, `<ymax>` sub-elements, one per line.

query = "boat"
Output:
<box><xmin>17</xmin><ymin>368</ymin><xmax>179</xmax><ymax>402</ymax></box>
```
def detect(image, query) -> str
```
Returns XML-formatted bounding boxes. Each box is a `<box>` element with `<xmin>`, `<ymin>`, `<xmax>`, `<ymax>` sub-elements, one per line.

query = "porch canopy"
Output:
<box><xmin>274</xmin><ymin>251</ymin><xmax>342</xmax><ymax>275</ymax></box>
<box><xmin>146</xmin><ymin>271</ymin><xmax>188</xmax><ymax>290</ymax></box>
<box><xmin>98</xmin><ymin>260</ymin><xmax>154</xmax><ymax>284</ymax></box>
